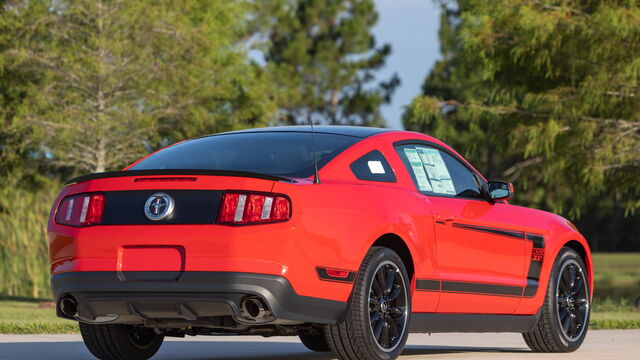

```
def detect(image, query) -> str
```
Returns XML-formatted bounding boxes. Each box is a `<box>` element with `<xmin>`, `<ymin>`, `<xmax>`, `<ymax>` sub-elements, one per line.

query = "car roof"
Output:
<box><xmin>207</xmin><ymin>125</ymin><xmax>398</xmax><ymax>138</ymax></box>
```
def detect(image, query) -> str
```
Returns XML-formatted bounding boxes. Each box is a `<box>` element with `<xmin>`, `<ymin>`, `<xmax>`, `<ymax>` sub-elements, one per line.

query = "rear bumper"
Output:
<box><xmin>51</xmin><ymin>271</ymin><xmax>347</xmax><ymax>326</ymax></box>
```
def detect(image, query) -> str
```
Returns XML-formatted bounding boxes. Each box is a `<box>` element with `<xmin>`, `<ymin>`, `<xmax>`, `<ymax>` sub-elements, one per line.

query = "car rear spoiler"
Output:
<box><xmin>65</xmin><ymin>169</ymin><xmax>296</xmax><ymax>186</ymax></box>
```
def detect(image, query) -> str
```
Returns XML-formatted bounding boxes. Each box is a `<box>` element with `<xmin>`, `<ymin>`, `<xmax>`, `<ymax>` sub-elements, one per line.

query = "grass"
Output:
<box><xmin>591</xmin><ymin>311</ymin><xmax>640</xmax><ymax>329</ymax></box>
<box><xmin>589</xmin><ymin>252</ymin><xmax>640</xmax><ymax>329</ymax></box>
<box><xmin>592</xmin><ymin>252</ymin><xmax>640</xmax><ymax>302</ymax></box>
<box><xmin>0</xmin><ymin>299</ymin><xmax>77</xmax><ymax>334</ymax></box>
<box><xmin>0</xmin><ymin>253</ymin><xmax>637</xmax><ymax>334</ymax></box>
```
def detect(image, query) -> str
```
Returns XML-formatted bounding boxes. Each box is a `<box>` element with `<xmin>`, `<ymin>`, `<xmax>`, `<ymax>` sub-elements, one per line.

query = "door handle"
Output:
<box><xmin>435</xmin><ymin>214</ymin><xmax>456</xmax><ymax>224</ymax></box>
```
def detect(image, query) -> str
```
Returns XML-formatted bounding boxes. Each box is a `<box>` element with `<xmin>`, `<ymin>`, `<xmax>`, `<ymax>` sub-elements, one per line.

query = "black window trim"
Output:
<box><xmin>393</xmin><ymin>139</ymin><xmax>490</xmax><ymax>202</ymax></box>
<box><xmin>349</xmin><ymin>149</ymin><xmax>397</xmax><ymax>183</ymax></box>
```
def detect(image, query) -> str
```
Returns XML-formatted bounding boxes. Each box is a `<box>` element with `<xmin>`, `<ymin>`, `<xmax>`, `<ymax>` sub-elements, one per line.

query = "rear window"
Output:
<box><xmin>128</xmin><ymin>132</ymin><xmax>360</xmax><ymax>178</ymax></box>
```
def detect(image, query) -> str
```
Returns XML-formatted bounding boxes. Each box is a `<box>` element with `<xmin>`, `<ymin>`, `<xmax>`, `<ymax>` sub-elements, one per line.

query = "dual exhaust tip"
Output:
<box><xmin>58</xmin><ymin>294</ymin><xmax>271</xmax><ymax>322</ymax></box>
<box><xmin>58</xmin><ymin>295</ymin><xmax>78</xmax><ymax>318</ymax></box>
<box><xmin>240</xmin><ymin>296</ymin><xmax>270</xmax><ymax>321</ymax></box>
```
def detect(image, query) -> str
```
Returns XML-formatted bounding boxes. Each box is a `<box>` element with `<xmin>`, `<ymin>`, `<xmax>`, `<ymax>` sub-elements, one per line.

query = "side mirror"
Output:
<box><xmin>487</xmin><ymin>180</ymin><xmax>514</xmax><ymax>201</ymax></box>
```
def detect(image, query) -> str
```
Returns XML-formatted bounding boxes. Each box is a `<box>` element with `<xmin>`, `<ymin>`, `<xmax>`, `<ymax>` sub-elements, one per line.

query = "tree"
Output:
<box><xmin>404</xmin><ymin>2</ymin><xmax>548</xmax><ymax>210</ymax></box>
<box><xmin>257</xmin><ymin>0</ymin><xmax>399</xmax><ymax>126</ymax></box>
<box><xmin>405</xmin><ymin>0</ymin><xmax>640</xmax><ymax>215</ymax></box>
<box><xmin>9</xmin><ymin>0</ymin><xmax>275</xmax><ymax>173</ymax></box>
<box><xmin>0</xmin><ymin>0</ymin><xmax>50</xmax><ymax>180</ymax></box>
<box><xmin>404</xmin><ymin>3</ymin><xmax>510</xmax><ymax>180</ymax></box>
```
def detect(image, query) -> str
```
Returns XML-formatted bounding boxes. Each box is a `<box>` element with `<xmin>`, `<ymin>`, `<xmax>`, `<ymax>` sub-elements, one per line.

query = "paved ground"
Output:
<box><xmin>0</xmin><ymin>330</ymin><xmax>637</xmax><ymax>360</ymax></box>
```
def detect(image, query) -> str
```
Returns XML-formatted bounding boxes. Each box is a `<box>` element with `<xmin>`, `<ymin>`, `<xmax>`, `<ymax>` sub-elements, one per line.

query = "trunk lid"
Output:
<box><xmin>55</xmin><ymin>170</ymin><xmax>290</xmax><ymax>226</ymax></box>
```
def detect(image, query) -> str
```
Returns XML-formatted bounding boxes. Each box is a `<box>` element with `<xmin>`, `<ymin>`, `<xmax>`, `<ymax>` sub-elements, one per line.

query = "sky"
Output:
<box><xmin>372</xmin><ymin>0</ymin><xmax>442</xmax><ymax>129</ymax></box>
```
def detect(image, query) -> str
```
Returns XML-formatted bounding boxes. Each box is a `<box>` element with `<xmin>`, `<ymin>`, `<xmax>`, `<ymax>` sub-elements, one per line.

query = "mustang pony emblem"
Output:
<box><xmin>144</xmin><ymin>192</ymin><xmax>174</xmax><ymax>221</ymax></box>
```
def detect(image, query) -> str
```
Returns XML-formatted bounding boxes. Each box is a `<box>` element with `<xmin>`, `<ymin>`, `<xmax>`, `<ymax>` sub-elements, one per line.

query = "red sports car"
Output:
<box><xmin>48</xmin><ymin>126</ymin><xmax>592</xmax><ymax>360</ymax></box>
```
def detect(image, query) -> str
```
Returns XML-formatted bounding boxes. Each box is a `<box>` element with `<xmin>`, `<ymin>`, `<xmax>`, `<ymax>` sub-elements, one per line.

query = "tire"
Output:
<box><xmin>299</xmin><ymin>333</ymin><xmax>330</xmax><ymax>352</ymax></box>
<box><xmin>80</xmin><ymin>323</ymin><xmax>164</xmax><ymax>360</ymax></box>
<box><xmin>324</xmin><ymin>247</ymin><xmax>411</xmax><ymax>360</ymax></box>
<box><xmin>523</xmin><ymin>247</ymin><xmax>590</xmax><ymax>352</ymax></box>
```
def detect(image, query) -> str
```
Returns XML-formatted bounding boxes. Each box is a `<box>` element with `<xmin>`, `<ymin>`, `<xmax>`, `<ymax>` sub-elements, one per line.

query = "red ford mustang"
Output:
<box><xmin>48</xmin><ymin>126</ymin><xmax>592</xmax><ymax>360</ymax></box>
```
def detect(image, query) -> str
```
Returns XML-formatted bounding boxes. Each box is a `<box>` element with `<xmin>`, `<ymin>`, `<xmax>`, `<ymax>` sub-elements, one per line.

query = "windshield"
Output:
<box><xmin>128</xmin><ymin>132</ymin><xmax>360</xmax><ymax>178</ymax></box>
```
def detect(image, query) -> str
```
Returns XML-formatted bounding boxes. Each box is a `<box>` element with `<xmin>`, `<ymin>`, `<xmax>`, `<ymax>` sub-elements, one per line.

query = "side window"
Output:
<box><xmin>350</xmin><ymin>150</ymin><xmax>396</xmax><ymax>182</ymax></box>
<box><xmin>439</xmin><ymin>151</ymin><xmax>483</xmax><ymax>199</ymax></box>
<box><xmin>396</xmin><ymin>144</ymin><xmax>483</xmax><ymax>199</ymax></box>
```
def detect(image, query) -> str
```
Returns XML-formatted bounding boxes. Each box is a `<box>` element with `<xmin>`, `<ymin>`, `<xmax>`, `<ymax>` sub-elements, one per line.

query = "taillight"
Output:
<box><xmin>217</xmin><ymin>192</ymin><xmax>291</xmax><ymax>225</ymax></box>
<box><xmin>55</xmin><ymin>193</ymin><xmax>105</xmax><ymax>227</ymax></box>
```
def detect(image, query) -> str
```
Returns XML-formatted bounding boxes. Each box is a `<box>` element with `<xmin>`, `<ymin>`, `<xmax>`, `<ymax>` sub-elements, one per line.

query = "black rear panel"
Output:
<box><xmin>101</xmin><ymin>190</ymin><xmax>222</xmax><ymax>225</ymax></box>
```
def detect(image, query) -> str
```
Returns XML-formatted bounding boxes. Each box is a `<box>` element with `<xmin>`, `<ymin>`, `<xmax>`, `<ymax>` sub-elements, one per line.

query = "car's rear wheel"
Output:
<box><xmin>299</xmin><ymin>332</ymin><xmax>330</xmax><ymax>351</ymax></box>
<box><xmin>523</xmin><ymin>247</ymin><xmax>590</xmax><ymax>352</ymax></box>
<box><xmin>80</xmin><ymin>323</ymin><xmax>164</xmax><ymax>360</ymax></box>
<box><xmin>325</xmin><ymin>246</ymin><xmax>411</xmax><ymax>360</ymax></box>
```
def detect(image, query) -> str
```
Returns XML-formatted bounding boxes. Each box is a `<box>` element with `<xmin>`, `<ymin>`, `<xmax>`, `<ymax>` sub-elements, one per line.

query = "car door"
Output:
<box><xmin>396</xmin><ymin>142</ymin><xmax>527</xmax><ymax>314</ymax></box>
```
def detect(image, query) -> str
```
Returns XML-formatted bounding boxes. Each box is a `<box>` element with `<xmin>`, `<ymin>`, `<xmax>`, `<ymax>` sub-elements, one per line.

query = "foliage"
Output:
<box><xmin>0</xmin><ymin>0</ymin><xmax>50</xmax><ymax>179</ymax></box>
<box><xmin>0</xmin><ymin>0</ymin><xmax>399</xmax><ymax>306</ymax></box>
<box><xmin>0</xmin><ymin>176</ymin><xmax>58</xmax><ymax>298</ymax></box>
<box><xmin>403</xmin><ymin>4</ymin><xmax>515</xmax><ymax>182</ymax></box>
<box><xmin>2</xmin><ymin>0</ymin><xmax>275</xmax><ymax>174</ymax></box>
<box><xmin>256</xmin><ymin>0</ymin><xmax>400</xmax><ymax>126</ymax></box>
<box><xmin>404</xmin><ymin>0</ymin><xmax>640</xmax><ymax>216</ymax></box>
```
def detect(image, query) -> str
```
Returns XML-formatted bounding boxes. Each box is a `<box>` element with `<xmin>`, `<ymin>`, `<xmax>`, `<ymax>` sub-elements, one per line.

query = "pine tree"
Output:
<box><xmin>404</xmin><ymin>4</ymin><xmax>510</xmax><ymax>180</ymax></box>
<box><xmin>0</xmin><ymin>0</ymin><xmax>51</xmax><ymax>179</ymax></box>
<box><xmin>404</xmin><ymin>0</ymin><xmax>640</xmax><ymax>214</ymax></box>
<box><xmin>257</xmin><ymin>0</ymin><xmax>399</xmax><ymax>126</ymax></box>
<box><xmin>9</xmin><ymin>0</ymin><xmax>275</xmax><ymax>173</ymax></box>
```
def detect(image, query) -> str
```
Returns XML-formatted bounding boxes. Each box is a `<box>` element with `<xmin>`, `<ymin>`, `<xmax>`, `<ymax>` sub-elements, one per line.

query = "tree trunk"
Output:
<box><xmin>95</xmin><ymin>137</ymin><xmax>106</xmax><ymax>173</ymax></box>
<box><xmin>330</xmin><ymin>89</ymin><xmax>339</xmax><ymax>125</ymax></box>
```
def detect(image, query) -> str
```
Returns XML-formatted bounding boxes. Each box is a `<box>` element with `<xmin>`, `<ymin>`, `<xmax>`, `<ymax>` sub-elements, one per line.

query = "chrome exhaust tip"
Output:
<box><xmin>58</xmin><ymin>295</ymin><xmax>78</xmax><ymax>318</ymax></box>
<box><xmin>240</xmin><ymin>296</ymin><xmax>269</xmax><ymax>320</ymax></box>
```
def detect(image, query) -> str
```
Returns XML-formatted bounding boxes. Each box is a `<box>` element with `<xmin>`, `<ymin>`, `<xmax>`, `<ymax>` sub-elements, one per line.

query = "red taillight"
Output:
<box><xmin>217</xmin><ymin>192</ymin><xmax>291</xmax><ymax>225</ymax></box>
<box><xmin>218</xmin><ymin>193</ymin><xmax>240</xmax><ymax>223</ymax></box>
<box><xmin>326</xmin><ymin>269</ymin><xmax>350</xmax><ymax>278</ymax></box>
<box><xmin>55</xmin><ymin>193</ymin><xmax>105</xmax><ymax>227</ymax></box>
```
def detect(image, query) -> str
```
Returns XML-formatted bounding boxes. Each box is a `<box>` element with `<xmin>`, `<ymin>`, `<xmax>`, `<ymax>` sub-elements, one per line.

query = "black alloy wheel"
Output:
<box><xmin>368</xmin><ymin>261</ymin><xmax>409</xmax><ymax>351</ymax></box>
<box><xmin>523</xmin><ymin>247</ymin><xmax>590</xmax><ymax>352</ymax></box>
<box><xmin>324</xmin><ymin>246</ymin><xmax>411</xmax><ymax>360</ymax></box>
<box><xmin>556</xmin><ymin>259</ymin><xmax>589</xmax><ymax>341</ymax></box>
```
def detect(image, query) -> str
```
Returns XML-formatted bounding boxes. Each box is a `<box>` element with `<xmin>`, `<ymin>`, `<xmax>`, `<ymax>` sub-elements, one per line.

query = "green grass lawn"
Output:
<box><xmin>589</xmin><ymin>252</ymin><xmax>640</xmax><ymax>329</ymax></box>
<box><xmin>0</xmin><ymin>253</ymin><xmax>638</xmax><ymax>334</ymax></box>
<box><xmin>0</xmin><ymin>298</ymin><xmax>77</xmax><ymax>334</ymax></box>
<box><xmin>592</xmin><ymin>252</ymin><xmax>640</xmax><ymax>302</ymax></box>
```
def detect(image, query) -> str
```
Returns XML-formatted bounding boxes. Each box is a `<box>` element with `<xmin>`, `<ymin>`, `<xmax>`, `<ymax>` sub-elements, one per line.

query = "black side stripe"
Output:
<box><xmin>416</xmin><ymin>279</ymin><xmax>440</xmax><ymax>291</ymax></box>
<box><xmin>418</xmin><ymin>232</ymin><xmax>546</xmax><ymax>298</ymax></box>
<box><xmin>451</xmin><ymin>223</ymin><xmax>525</xmax><ymax>240</ymax></box>
<box><xmin>416</xmin><ymin>279</ymin><xmax>523</xmax><ymax>297</ymax></box>
<box><xmin>443</xmin><ymin>281</ymin><xmax>523</xmax><ymax>296</ymax></box>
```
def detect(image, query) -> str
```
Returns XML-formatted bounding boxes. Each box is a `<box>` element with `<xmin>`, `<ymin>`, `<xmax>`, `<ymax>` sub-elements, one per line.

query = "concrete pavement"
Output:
<box><xmin>0</xmin><ymin>330</ymin><xmax>637</xmax><ymax>360</ymax></box>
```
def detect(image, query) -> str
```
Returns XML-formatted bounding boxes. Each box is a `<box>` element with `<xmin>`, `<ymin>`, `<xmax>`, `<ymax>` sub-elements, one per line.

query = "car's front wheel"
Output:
<box><xmin>523</xmin><ymin>247</ymin><xmax>590</xmax><ymax>352</ymax></box>
<box><xmin>80</xmin><ymin>323</ymin><xmax>164</xmax><ymax>360</ymax></box>
<box><xmin>325</xmin><ymin>246</ymin><xmax>411</xmax><ymax>360</ymax></box>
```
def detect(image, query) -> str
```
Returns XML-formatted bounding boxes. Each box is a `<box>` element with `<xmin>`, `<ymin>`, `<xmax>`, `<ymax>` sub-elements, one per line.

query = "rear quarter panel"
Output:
<box><xmin>272</xmin><ymin>181</ymin><xmax>438</xmax><ymax>306</ymax></box>
<box><xmin>271</xmin><ymin>132</ymin><xmax>442</xmax><ymax>310</ymax></box>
